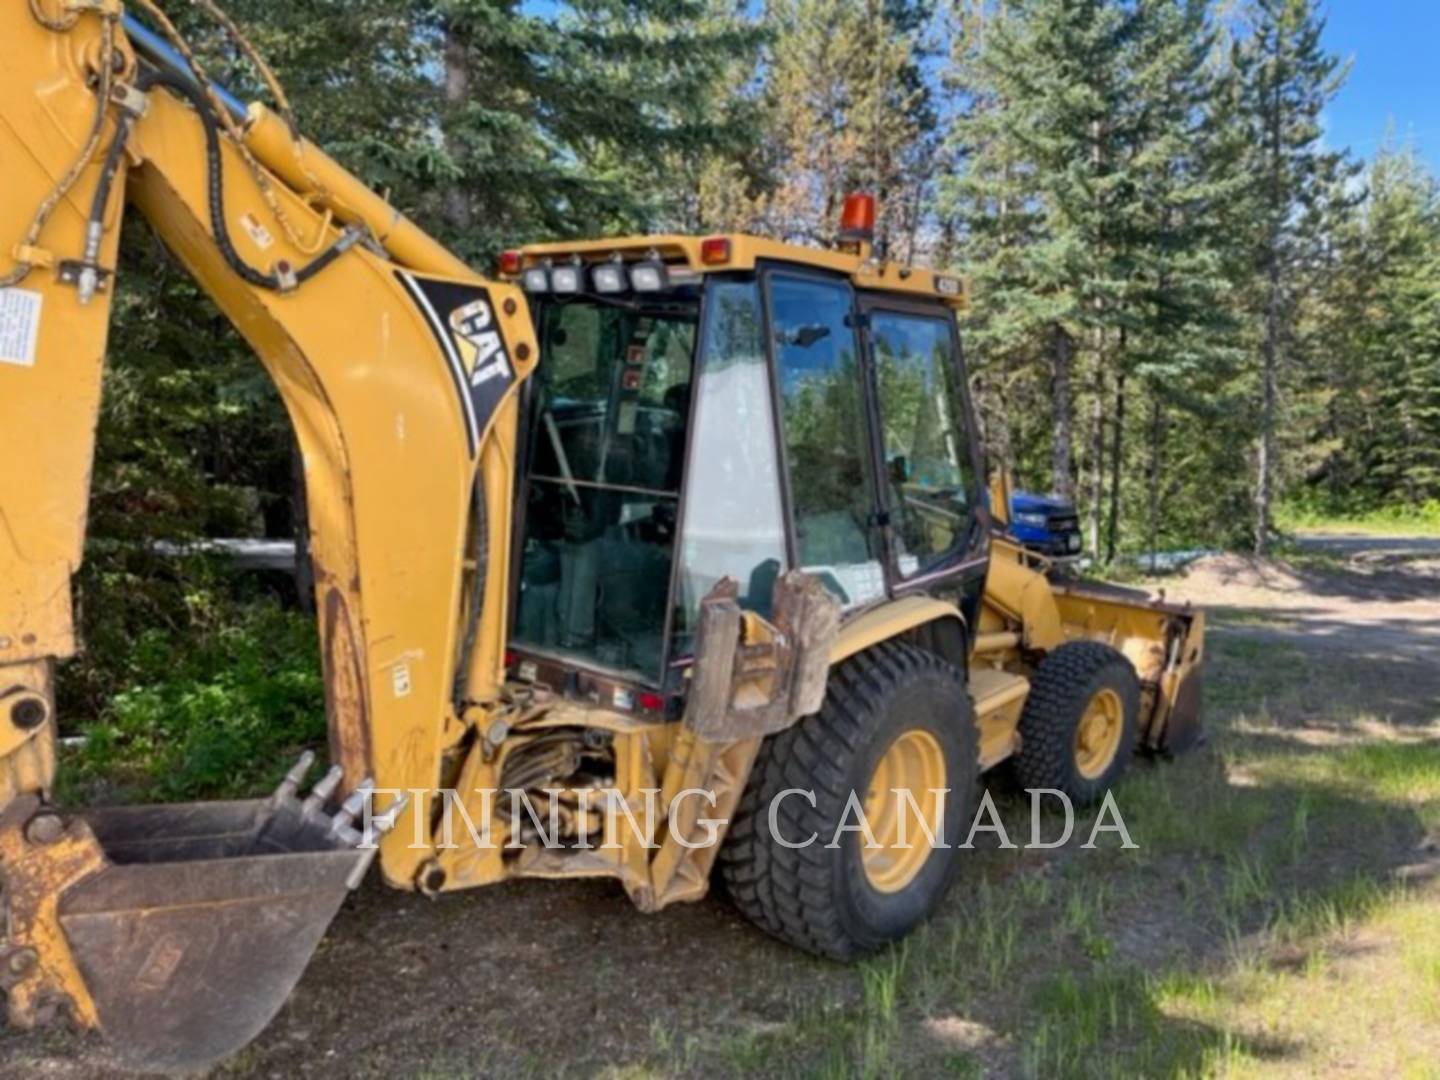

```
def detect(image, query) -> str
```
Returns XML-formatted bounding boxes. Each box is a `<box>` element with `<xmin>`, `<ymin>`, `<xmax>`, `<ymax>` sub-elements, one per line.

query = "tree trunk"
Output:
<box><xmin>1105</xmin><ymin>365</ymin><xmax>1126</xmax><ymax>564</ymax></box>
<box><xmin>1147</xmin><ymin>389</ymin><xmax>1164</xmax><ymax>574</ymax></box>
<box><xmin>1086</xmin><ymin>341</ymin><xmax>1105</xmax><ymax>559</ymax></box>
<box><xmin>442</xmin><ymin>25</ymin><xmax>473</xmax><ymax>235</ymax></box>
<box><xmin>1256</xmin><ymin>261</ymin><xmax>1279</xmax><ymax>556</ymax></box>
<box><xmin>1051</xmin><ymin>324</ymin><xmax>1075</xmax><ymax>501</ymax></box>
<box><xmin>1255</xmin><ymin>40</ymin><xmax>1284</xmax><ymax>557</ymax></box>
<box><xmin>1086</xmin><ymin>114</ymin><xmax>1106</xmax><ymax>558</ymax></box>
<box><xmin>987</xmin><ymin>369</ymin><xmax>1015</xmax><ymax>480</ymax></box>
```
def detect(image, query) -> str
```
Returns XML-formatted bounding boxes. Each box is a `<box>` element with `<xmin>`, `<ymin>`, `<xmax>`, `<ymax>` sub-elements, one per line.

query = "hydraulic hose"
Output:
<box><xmin>86</xmin><ymin>68</ymin><xmax>356</xmax><ymax>294</ymax></box>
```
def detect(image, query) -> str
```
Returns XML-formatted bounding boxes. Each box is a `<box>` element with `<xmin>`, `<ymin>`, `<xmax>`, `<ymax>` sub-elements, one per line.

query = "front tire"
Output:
<box><xmin>1013</xmin><ymin>641</ymin><xmax>1140</xmax><ymax>804</ymax></box>
<box><xmin>718</xmin><ymin>641</ymin><xmax>979</xmax><ymax>960</ymax></box>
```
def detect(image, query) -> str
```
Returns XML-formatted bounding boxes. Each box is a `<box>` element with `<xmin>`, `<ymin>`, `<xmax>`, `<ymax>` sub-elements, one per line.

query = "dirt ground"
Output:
<box><xmin>2</xmin><ymin>533</ymin><xmax>1437</xmax><ymax>1079</ymax></box>
<box><xmin>1166</xmin><ymin>534</ymin><xmax>1440</xmax><ymax>669</ymax></box>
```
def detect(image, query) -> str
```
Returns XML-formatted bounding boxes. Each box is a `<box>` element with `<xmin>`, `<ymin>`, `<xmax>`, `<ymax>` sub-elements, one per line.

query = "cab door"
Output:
<box><xmin>856</xmin><ymin>295</ymin><xmax>988</xmax><ymax>607</ymax></box>
<box><xmin>764</xmin><ymin>270</ymin><xmax>888</xmax><ymax>609</ymax></box>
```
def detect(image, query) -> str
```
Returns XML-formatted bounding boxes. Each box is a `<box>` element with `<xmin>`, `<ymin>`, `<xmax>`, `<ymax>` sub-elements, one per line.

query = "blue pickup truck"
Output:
<box><xmin>1006</xmin><ymin>489</ymin><xmax>1084</xmax><ymax>559</ymax></box>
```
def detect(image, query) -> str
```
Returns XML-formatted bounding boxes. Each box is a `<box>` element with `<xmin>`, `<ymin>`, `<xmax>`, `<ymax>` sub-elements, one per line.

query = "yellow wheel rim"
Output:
<box><xmin>1074</xmin><ymin>687</ymin><xmax>1124</xmax><ymax>779</ymax></box>
<box><xmin>861</xmin><ymin>729</ymin><xmax>947</xmax><ymax>894</ymax></box>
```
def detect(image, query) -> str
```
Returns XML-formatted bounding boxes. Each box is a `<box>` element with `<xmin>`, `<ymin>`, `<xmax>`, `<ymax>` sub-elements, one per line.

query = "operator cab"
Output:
<box><xmin>502</xmin><ymin>199</ymin><xmax>987</xmax><ymax>713</ymax></box>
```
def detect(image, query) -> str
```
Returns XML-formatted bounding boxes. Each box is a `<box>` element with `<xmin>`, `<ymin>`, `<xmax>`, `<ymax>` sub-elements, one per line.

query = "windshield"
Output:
<box><xmin>512</xmin><ymin>294</ymin><xmax>698</xmax><ymax>683</ymax></box>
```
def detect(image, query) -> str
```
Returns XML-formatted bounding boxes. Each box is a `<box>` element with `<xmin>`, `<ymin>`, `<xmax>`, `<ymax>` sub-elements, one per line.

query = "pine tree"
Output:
<box><xmin>941</xmin><ymin>0</ymin><xmax>1142</xmax><ymax>556</ymax></box>
<box><xmin>656</xmin><ymin>0</ymin><xmax>770</xmax><ymax>232</ymax></box>
<box><xmin>939</xmin><ymin>0</ymin><xmax>1256</xmax><ymax>558</ymax></box>
<box><xmin>1115</xmin><ymin>0</ymin><xmax>1247</xmax><ymax>561</ymax></box>
<box><xmin>431</xmin><ymin>0</ymin><xmax>764</xmax><ymax>259</ymax></box>
<box><xmin>938</xmin><ymin>1</ymin><xmax>1059</xmax><ymax>489</ymax></box>
<box><xmin>1233</xmin><ymin>0</ymin><xmax>1354</xmax><ymax>554</ymax></box>
<box><xmin>763</xmin><ymin>0</ymin><xmax>935</xmax><ymax>247</ymax></box>
<box><xmin>1367</xmin><ymin>150</ymin><xmax>1440</xmax><ymax>502</ymax></box>
<box><xmin>1318</xmin><ymin>145</ymin><xmax>1440</xmax><ymax>507</ymax></box>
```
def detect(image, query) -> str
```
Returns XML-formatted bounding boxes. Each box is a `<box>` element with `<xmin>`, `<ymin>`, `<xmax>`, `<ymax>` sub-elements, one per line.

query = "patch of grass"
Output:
<box><xmin>970</xmin><ymin>880</ymin><xmax>1021</xmax><ymax>988</ymax></box>
<box><xmin>1252</xmin><ymin>740</ymin><xmax>1440</xmax><ymax>832</ymax></box>
<box><xmin>646</xmin><ymin>1018</ymin><xmax>698</xmax><ymax>1074</ymax></box>
<box><xmin>1208</xmin><ymin>606</ymin><xmax>1301</xmax><ymax>630</ymax></box>
<box><xmin>1198</xmin><ymin>635</ymin><xmax>1315</xmax><ymax>715</ymax></box>
<box><xmin>1021</xmin><ymin>964</ymin><xmax>1264</xmax><ymax>1078</ymax></box>
<box><xmin>1276</xmin><ymin>497</ymin><xmax>1440</xmax><ymax>538</ymax></box>
<box><xmin>1155</xmin><ymin>884</ymin><xmax>1440</xmax><ymax>1077</ymax></box>
<box><xmin>1269</xmin><ymin>876</ymin><xmax>1393</xmax><ymax>945</ymax></box>
<box><xmin>1120</xmin><ymin>754</ymin><xmax>1274</xmax><ymax>858</ymax></box>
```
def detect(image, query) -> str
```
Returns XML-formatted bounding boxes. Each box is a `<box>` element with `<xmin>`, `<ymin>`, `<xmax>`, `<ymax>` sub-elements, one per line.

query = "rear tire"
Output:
<box><xmin>1013</xmin><ymin>641</ymin><xmax>1140</xmax><ymax>804</ymax></box>
<box><xmin>718</xmin><ymin>641</ymin><xmax>979</xmax><ymax>960</ymax></box>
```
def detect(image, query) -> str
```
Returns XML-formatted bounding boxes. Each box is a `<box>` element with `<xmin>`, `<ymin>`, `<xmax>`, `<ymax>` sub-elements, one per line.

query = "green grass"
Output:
<box><xmin>1275</xmin><ymin>497</ymin><xmax>1440</xmax><ymax>537</ymax></box>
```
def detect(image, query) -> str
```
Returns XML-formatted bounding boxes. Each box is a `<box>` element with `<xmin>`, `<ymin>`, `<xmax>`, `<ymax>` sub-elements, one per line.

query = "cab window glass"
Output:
<box><xmin>769</xmin><ymin>275</ymin><xmax>884</xmax><ymax>607</ymax></box>
<box><xmin>869</xmin><ymin>310</ymin><xmax>973</xmax><ymax>575</ymax></box>
<box><xmin>672</xmin><ymin>280</ymin><xmax>788</xmax><ymax>657</ymax></box>
<box><xmin>513</xmin><ymin>298</ymin><xmax>696</xmax><ymax>682</ymax></box>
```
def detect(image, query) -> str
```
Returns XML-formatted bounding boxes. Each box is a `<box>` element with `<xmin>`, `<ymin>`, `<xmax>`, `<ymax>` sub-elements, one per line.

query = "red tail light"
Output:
<box><xmin>839</xmin><ymin>193</ymin><xmax>876</xmax><ymax>242</ymax></box>
<box><xmin>498</xmin><ymin>250</ymin><xmax>523</xmax><ymax>275</ymax></box>
<box><xmin>700</xmin><ymin>236</ymin><xmax>731</xmax><ymax>265</ymax></box>
<box><xmin>638</xmin><ymin>692</ymin><xmax>665</xmax><ymax>712</ymax></box>
<box><xmin>504</xmin><ymin>650</ymin><xmax>517</xmax><ymax>668</ymax></box>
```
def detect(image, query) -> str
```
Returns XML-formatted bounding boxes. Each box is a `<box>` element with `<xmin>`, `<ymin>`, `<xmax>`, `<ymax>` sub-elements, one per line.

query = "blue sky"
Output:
<box><xmin>523</xmin><ymin>1</ymin><xmax>1436</xmax><ymax>171</ymax></box>
<box><xmin>1313</xmin><ymin>3</ymin><xmax>1437</xmax><ymax>167</ymax></box>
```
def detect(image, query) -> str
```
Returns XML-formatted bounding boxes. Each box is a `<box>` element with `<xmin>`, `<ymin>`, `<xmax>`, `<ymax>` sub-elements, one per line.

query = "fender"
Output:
<box><xmin>830</xmin><ymin>595</ymin><xmax>968</xmax><ymax>667</ymax></box>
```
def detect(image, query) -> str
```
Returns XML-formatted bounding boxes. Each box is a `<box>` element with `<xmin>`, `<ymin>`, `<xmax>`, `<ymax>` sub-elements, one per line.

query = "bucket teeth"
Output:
<box><xmin>327</xmin><ymin>780</ymin><xmax>371</xmax><ymax>845</ymax></box>
<box><xmin>367</xmin><ymin>791</ymin><xmax>409</xmax><ymax>840</ymax></box>
<box><xmin>254</xmin><ymin>759</ymin><xmax>409</xmax><ymax>856</ymax></box>
<box><xmin>301</xmin><ymin>764</ymin><xmax>344</xmax><ymax>816</ymax></box>
<box><xmin>271</xmin><ymin>750</ymin><xmax>316</xmax><ymax>805</ymax></box>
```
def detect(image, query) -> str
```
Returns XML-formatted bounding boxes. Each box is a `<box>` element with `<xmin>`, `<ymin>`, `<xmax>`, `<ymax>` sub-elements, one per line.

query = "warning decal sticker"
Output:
<box><xmin>0</xmin><ymin>288</ymin><xmax>42</xmax><ymax>368</ymax></box>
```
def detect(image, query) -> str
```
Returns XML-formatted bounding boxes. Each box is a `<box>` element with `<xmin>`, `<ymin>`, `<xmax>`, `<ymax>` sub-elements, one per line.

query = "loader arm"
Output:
<box><xmin>0</xmin><ymin>3</ymin><xmax>534</xmax><ymax>1067</ymax></box>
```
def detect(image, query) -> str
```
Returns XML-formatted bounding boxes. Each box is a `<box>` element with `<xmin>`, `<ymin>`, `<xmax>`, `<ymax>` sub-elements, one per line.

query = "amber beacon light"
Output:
<box><xmin>839</xmin><ymin>192</ymin><xmax>877</xmax><ymax>244</ymax></box>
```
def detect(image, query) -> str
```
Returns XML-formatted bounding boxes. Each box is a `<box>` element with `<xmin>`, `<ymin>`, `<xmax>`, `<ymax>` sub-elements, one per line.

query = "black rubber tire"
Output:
<box><xmin>1013</xmin><ymin>640</ymin><xmax>1140</xmax><ymax>805</ymax></box>
<box><xmin>718</xmin><ymin>641</ymin><xmax>979</xmax><ymax>960</ymax></box>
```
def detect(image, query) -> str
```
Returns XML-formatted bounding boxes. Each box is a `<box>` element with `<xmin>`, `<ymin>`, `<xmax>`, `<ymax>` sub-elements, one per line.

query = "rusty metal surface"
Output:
<box><xmin>1158</xmin><ymin>663</ymin><xmax>1206</xmax><ymax>755</ymax></box>
<box><xmin>321</xmin><ymin>585</ymin><xmax>373</xmax><ymax>797</ymax></box>
<box><xmin>684</xmin><ymin>572</ymin><xmax>841</xmax><ymax>743</ymax></box>
<box><xmin>60</xmin><ymin>846</ymin><xmax>359</xmax><ymax>1073</ymax></box>
<box><xmin>0</xmin><ymin>795</ymin><xmax>106</xmax><ymax>1031</ymax></box>
<box><xmin>0</xmin><ymin>756</ymin><xmax>404</xmax><ymax>1073</ymax></box>
<box><xmin>683</xmin><ymin>581</ymin><xmax>744</xmax><ymax>740</ymax></box>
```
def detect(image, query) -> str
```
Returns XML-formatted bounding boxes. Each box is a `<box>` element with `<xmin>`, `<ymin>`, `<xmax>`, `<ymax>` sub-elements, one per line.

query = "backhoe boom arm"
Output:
<box><xmin>0</xmin><ymin>3</ymin><xmax>534</xmax><ymax>1067</ymax></box>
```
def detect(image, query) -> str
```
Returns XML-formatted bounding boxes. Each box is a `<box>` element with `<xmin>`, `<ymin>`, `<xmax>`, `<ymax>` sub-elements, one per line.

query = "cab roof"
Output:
<box><xmin>509</xmin><ymin>233</ymin><xmax>970</xmax><ymax>311</ymax></box>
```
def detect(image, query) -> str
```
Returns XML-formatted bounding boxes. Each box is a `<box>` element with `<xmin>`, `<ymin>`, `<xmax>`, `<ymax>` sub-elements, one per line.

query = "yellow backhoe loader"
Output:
<box><xmin>0</xmin><ymin>3</ymin><xmax>1205</xmax><ymax>1071</ymax></box>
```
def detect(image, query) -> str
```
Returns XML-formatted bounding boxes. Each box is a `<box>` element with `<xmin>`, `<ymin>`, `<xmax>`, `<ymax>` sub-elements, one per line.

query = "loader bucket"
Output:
<box><xmin>1159</xmin><ymin>661</ymin><xmax>1205</xmax><ymax>755</ymax></box>
<box><xmin>26</xmin><ymin>759</ymin><xmax>402</xmax><ymax>1073</ymax></box>
<box><xmin>1048</xmin><ymin>580</ymin><xmax>1207</xmax><ymax>756</ymax></box>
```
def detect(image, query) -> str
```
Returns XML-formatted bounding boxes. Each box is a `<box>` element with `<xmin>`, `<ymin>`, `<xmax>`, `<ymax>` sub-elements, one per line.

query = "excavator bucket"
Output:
<box><xmin>0</xmin><ymin>755</ymin><xmax>404</xmax><ymax>1074</ymax></box>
